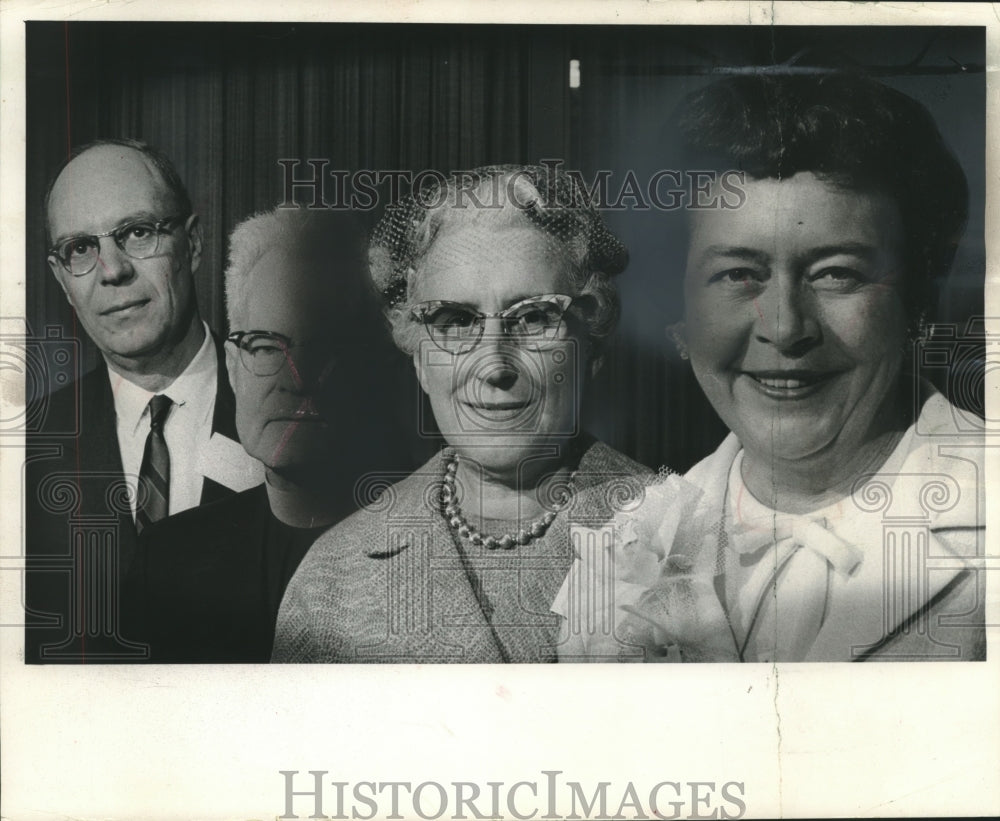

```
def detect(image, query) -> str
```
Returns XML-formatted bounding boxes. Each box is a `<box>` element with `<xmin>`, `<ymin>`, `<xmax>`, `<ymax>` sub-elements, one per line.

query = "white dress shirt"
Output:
<box><xmin>109</xmin><ymin>323</ymin><xmax>219</xmax><ymax>519</ymax></box>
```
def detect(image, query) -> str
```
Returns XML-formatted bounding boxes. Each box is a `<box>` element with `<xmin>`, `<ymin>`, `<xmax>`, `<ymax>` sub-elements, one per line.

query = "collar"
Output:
<box><xmin>688</xmin><ymin>384</ymin><xmax>983</xmax><ymax>533</ymax></box>
<box><xmin>725</xmin><ymin>451</ymin><xmax>864</xmax><ymax>577</ymax></box>
<box><xmin>720</xmin><ymin>384</ymin><xmax>983</xmax><ymax>577</ymax></box>
<box><xmin>677</xmin><ymin>384</ymin><xmax>982</xmax><ymax>660</ymax></box>
<box><xmin>107</xmin><ymin>322</ymin><xmax>217</xmax><ymax>435</ymax></box>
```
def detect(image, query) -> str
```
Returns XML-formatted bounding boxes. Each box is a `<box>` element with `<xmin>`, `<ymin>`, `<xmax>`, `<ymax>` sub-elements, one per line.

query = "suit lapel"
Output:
<box><xmin>358</xmin><ymin>455</ymin><xmax>505</xmax><ymax>662</ymax></box>
<box><xmin>208</xmin><ymin>332</ymin><xmax>239</xmax><ymax>441</ymax></box>
<box><xmin>808</xmin><ymin>416</ymin><xmax>983</xmax><ymax>661</ymax></box>
<box><xmin>199</xmin><ymin>334</ymin><xmax>263</xmax><ymax>502</ymax></box>
<box><xmin>806</xmin><ymin>530</ymin><xmax>973</xmax><ymax>661</ymax></box>
<box><xmin>200</xmin><ymin>477</ymin><xmax>234</xmax><ymax>506</ymax></box>
<box><xmin>82</xmin><ymin>365</ymin><xmax>127</xmax><ymax>477</ymax></box>
<box><xmin>201</xmin><ymin>336</ymin><xmax>234</xmax><ymax>506</ymax></box>
<box><xmin>427</xmin><ymin>510</ymin><xmax>507</xmax><ymax>662</ymax></box>
<box><xmin>83</xmin><ymin>366</ymin><xmax>140</xmax><ymax>575</ymax></box>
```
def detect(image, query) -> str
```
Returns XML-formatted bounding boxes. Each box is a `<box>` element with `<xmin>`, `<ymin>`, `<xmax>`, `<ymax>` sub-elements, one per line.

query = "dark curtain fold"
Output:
<box><xmin>25</xmin><ymin>22</ymin><xmax>985</xmax><ymax>472</ymax></box>
<box><xmin>27</xmin><ymin>22</ymin><xmax>575</xmax><ymax>363</ymax></box>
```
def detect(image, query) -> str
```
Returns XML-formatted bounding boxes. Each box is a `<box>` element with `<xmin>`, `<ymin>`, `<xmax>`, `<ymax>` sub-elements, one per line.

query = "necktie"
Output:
<box><xmin>135</xmin><ymin>394</ymin><xmax>173</xmax><ymax>534</ymax></box>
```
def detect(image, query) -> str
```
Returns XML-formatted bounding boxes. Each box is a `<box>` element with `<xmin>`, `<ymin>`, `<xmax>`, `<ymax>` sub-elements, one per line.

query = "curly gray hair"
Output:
<box><xmin>368</xmin><ymin>164</ymin><xmax>629</xmax><ymax>356</ymax></box>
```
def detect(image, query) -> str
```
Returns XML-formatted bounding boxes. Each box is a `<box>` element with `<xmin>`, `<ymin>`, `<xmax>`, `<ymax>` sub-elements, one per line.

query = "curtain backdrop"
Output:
<box><xmin>28</xmin><ymin>22</ymin><xmax>576</xmax><ymax>343</ymax></box>
<box><xmin>26</xmin><ymin>23</ymin><xmax>986</xmax><ymax>472</ymax></box>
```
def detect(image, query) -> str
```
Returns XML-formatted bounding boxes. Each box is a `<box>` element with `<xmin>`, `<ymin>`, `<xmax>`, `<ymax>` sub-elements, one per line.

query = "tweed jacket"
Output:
<box><xmin>272</xmin><ymin>438</ymin><xmax>653</xmax><ymax>663</ymax></box>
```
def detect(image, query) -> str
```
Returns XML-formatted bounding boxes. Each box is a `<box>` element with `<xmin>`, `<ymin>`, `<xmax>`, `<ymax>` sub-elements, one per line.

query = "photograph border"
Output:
<box><xmin>1</xmin><ymin>2</ymin><xmax>997</xmax><ymax>819</ymax></box>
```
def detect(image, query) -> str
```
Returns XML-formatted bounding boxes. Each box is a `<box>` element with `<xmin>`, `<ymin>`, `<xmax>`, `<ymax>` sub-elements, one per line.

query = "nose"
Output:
<box><xmin>475</xmin><ymin>317</ymin><xmax>519</xmax><ymax>390</ymax></box>
<box><xmin>753</xmin><ymin>276</ymin><xmax>821</xmax><ymax>356</ymax></box>
<box><xmin>480</xmin><ymin>358</ymin><xmax>518</xmax><ymax>391</ymax></box>
<box><xmin>280</xmin><ymin>348</ymin><xmax>337</xmax><ymax>394</ymax></box>
<box><xmin>94</xmin><ymin>237</ymin><xmax>136</xmax><ymax>285</ymax></box>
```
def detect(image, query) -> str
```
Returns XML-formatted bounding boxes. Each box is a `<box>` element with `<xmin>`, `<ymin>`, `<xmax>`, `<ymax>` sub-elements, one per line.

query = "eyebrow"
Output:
<box><xmin>694</xmin><ymin>242</ymin><xmax>879</xmax><ymax>267</ymax></box>
<box><xmin>694</xmin><ymin>246</ymin><xmax>771</xmax><ymax>266</ymax></box>
<box><xmin>798</xmin><ymin>243</ymin><xmax>879</xmax><ymax>265</ymax></box>
<box><xmin>422</xmin><ymin>294</ymin><xmax>548</xmax><ymax>312</ymax></box>
<box><xmin>50</xmin><ymin>211</ymin><xmax>163</xmax><ymax>246</ymax></box>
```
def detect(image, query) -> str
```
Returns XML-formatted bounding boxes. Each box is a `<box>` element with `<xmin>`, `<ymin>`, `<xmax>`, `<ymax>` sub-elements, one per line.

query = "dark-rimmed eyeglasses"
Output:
<box><xmin>410</xmin><ymin>293</ymin><xmax>576</xmax><ymax>355</ymax></box>
<box><xmin>47</xmin><ymin>214</ymin><xmax>190</xmax><ymax>277</ymax></box>
<box><xmin>226</xmin><ymin>331</ymin><xmax>306</xmax><ymax>377</ymax></box>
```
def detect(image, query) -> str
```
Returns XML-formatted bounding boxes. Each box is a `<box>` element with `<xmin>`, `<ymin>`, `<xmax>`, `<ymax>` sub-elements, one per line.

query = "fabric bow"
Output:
<box><xmin>728</xmin><ymin>514</ymin><xmax>863</xmax><ymax>578</ymax></box>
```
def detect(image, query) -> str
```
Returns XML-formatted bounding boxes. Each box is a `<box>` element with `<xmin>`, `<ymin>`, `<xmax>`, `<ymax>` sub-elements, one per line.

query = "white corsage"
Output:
<box><xmin>552</xmin><ymin>471</ymin><xmax>735</xmax><ymax>662</ymax></box>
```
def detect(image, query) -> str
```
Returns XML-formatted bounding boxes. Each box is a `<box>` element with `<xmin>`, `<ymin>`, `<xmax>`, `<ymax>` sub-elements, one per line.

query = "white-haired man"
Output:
<box><xmin>125</xmin><ymin>206</ymin><xmax>411</xmax><ymax>662</ymax></box>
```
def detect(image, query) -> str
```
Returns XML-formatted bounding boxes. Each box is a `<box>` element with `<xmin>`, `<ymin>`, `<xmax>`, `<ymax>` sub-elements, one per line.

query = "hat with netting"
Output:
<box><xmin>369</xmin><ymin>163</ymin><xmax>629</xmax><ymax>308</ymax></box>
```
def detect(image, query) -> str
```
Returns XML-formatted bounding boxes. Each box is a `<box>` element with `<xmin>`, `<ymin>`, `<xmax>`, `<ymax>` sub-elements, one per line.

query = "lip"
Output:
<box><xmin>465</xmin><ymin>402</ymin><xmax>530</xmax><ymax>411</ymax></box>
<box><xmin>461</xmin><ymin>401</ymin><xmax>531</xmax><ymax>421</ymax></box>
<box><xmin>271</xmin><ymin>412</ymin><xmax>325</xmax><ymax>422</ymax></box>
<box><xmin>101</xmin><ymin>299</ymin><xmax>149</xmax><ymax>316</ymax></box>
<box><xmin>740</xmin><ymin>369</ymin><xmax>840</xmax><ymax>399</ymax></box>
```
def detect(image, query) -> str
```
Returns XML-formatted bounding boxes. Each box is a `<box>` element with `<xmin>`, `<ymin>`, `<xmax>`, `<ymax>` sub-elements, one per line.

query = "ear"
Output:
<box><xmin>589</xmin><ymin>353</ymin><xmax>605</xmax><ymax>379</ymax></box>
<box><xmin>185</xmin><ymin>214</ymin><xmax>204</xmax><ymax>274</ymax></box>
<box><xmin>412</xmin><ymin>348</ymin><xmax>431</xmax><ymax>395</ymax></box>
<box><xmin>47</xmin><ymin>257</ymin><xmax>73</xmax><ymax>306</ymax></box>
<box><xmin>666</xmin><ymin>321</ymin><xmax>689</xmax><ymax>360</ymax></box>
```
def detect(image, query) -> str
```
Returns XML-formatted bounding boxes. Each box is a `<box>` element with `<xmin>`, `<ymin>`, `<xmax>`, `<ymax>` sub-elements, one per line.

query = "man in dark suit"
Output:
<box><xmin>125</xmin><ymin>206</ymin><xmax>411</xmax><ymax>662</ymax></box>
<box><xmin>24</xmin><ymin>139</ymin><xmax>262</xmax><ymax>663</ymax></box>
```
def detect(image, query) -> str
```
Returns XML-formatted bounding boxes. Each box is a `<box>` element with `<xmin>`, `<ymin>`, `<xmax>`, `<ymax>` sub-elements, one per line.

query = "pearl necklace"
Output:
<box><xmin>440</xmin><ymin>452</ymin><xmax>577</xmax><ymax>550</ymax></box>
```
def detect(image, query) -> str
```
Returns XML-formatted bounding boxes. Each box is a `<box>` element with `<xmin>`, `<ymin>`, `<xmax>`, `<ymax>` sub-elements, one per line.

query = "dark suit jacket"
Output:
<box><xmin>24</xmin><ymin>336</ymin><xmax>243</xmax><ymax>663</ymax></box>
<box><xmin>124</xmin><ymin>484</ymin><xmax>321</xmax><ymax>663</ymax></box>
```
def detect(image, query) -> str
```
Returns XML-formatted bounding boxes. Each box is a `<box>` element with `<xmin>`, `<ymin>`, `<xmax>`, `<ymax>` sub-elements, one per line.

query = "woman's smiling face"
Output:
<box><xmin>411</xmin><ymin>223</ymin><xmax>585</xmax><ymax>477</ymax></box>
<box><xmin>682</xmin><ymin>172</ymin><xmax>908</xmax><ymax>471</ymax></box>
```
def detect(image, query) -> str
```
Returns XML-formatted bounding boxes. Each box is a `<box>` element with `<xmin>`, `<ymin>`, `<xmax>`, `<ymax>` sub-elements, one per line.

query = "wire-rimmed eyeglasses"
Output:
<box><xmin>47</xmin><ymin>214</ymin><xmax>190</xmax><ymax>277</ymax></box>
<box><xmin>409</xmin><ymin>293</ymin><xmax>576</xmax><ymax>355</ymax></box>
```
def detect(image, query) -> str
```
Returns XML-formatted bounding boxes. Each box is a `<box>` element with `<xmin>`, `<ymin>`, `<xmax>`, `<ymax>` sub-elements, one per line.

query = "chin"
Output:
<box><xmin>251</xmin><ymin>428</ymin><xmax>319</xmax><ymax>467</ymax></box>
<box><xmin>100</xmin><ymin>332</ymin><xmax>163</xmax><ymax>358</ymax></box>
<box><xmin>738</xmin><ymin>423</ymin><xmax>837</xmax><ymax>464</ymax></box>
<box><xmin>448</xmin><ymin>434</ymin><xmax>571</xmax><ymax>476</ymax></box>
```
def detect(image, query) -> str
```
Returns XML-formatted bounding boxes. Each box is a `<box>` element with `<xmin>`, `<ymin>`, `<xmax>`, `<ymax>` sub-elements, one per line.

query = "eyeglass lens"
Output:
<box><xmin>238</xmin><ymin>335</ymin><xmax>290</xmax><ymax>376</ymax></box>
<box><xmin>426</xmin><ymin>300</ymin><xmax>567</xmax><ymax>350</ymax></box>
<box><xmin>57</xmin><ymin>221</ymin><xmax>165</xmax><ymax>275</ymax></box>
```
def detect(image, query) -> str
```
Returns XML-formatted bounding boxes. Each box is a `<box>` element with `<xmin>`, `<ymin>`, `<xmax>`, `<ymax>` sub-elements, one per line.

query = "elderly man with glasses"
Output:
<box><xmin>123</xmin><ymin>206</ymin><xmax>409</xmax><ymax>663</ymax></box>
<box><xmin>25</xmin><ymin>139</ymin><xmax>262</xmax><ymax>663</ymax></box>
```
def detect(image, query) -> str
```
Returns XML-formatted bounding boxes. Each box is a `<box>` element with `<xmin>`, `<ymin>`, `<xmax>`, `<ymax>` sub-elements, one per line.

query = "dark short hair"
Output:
<box><xmin>673</xmin><ymin>73</ymin><xmax>969</xmax><ymax>326</ymax></box>
<box><xmin>43</xmin><ymin>138</ymin><xmax>194</xmax><ymax>240</ymax></box>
